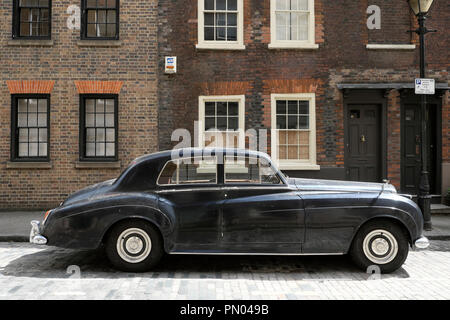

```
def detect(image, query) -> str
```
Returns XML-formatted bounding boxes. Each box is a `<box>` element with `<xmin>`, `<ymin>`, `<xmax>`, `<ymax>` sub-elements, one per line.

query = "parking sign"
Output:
<box><xmin>415</xmin><ymin>78</ymin><xmax>435</xmax><ymax>95</ymax></box>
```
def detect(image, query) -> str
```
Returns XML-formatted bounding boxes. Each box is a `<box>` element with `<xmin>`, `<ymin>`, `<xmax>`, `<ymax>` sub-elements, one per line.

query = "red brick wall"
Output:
<box><xmin>158</xmin><ymin>0</ymin><xmax>449</xmax><ymax>190</ymax></box>
<box><xmin>0</xmin><ymin>1</ymin><xmax>159</xmax><ymax>209</ymax></box>
<box><xmin>386</xmin><ymin>90</ymin><xmax>402</xmax><ymax>188</ymax></box>
<box><xmin>366</xmin><ymin>0</ymin><xmax>415</xmax><ymax>45</ymax></box>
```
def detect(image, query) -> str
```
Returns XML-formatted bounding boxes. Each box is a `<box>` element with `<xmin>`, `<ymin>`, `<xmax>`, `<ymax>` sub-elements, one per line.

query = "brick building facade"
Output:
<box><xmin>0</xmin><ymin>0</ymin><xmax>158</xmax><ymax>209</ymax></box>
<box><xmin>0</xmin><ymin>0</ymin><xmax>448</xmax><ymax>209</ymax></box>
<box><xmin>158</xmin><ymin>0</ymin><xmax>449</xmax><ymax>200</ymax></box>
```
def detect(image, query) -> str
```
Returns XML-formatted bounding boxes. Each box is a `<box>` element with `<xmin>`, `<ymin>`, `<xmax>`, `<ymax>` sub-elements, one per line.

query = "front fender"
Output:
<box><xmin>301</xmin><ymin>191</ymin><xmax>424</xmax><ymax>254</ymax></box>
<box><xmin>346</xmin><ymin>193</ymin><xmax>424</xmax><ymax>252</ymax></box>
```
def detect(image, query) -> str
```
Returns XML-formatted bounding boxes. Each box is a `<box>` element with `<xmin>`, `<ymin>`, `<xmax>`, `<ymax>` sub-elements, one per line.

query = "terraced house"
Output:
<box><xmin>0</xmin><ymin>0</ymin><xmax>158</xmax><ymax>209</ymax></box>
<box><xmin>158</xmin><ymin>0</ymin><xmax>449</xmax><ymax>202</ymax></box>
<box><xmin>0</xmin><ymin>0</ymin><xmax>449</xmax><ymax>209</ymax></box>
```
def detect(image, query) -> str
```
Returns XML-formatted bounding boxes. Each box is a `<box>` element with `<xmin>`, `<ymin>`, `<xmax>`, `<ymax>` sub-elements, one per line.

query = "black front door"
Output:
<box><xmin>345</xmin><ymin>104</ymin><xmax>382</xmax><ymax>182</ymax></box>
<box><xmin>401</xmin><ymin>101</ymin><xmax>439</xmax><ymax>195</ymax></box>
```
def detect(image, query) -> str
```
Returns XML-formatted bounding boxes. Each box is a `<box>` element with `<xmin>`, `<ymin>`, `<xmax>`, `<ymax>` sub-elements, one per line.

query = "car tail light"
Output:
<box><xmin>43</xmin><ymin>210</ymin><xmax>52</xmax><ymax>221</ymax></box>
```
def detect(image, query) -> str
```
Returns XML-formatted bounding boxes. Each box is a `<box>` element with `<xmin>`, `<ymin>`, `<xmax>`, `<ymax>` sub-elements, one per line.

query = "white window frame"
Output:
<box><xmin>271</xmin><ymin>93</ymin><xmax>320</xmax><ymax>170</ymax></box>
<box><xmin>198</xmin><ymin>95</ymin><xmax>246</xmax><ymax>149</ymax></box>
<box><xmin>269</xmin><ymin>0</ymin><xmax>318</xmax><ymax>49</ymax></box>
<box><xmin>196</xmin><ymin>0</ymin><xmax>245</xmax><ymax>50</ymax></box>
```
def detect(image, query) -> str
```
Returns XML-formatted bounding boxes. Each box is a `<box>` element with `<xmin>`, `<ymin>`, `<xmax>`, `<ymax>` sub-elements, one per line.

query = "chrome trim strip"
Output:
<box><xmin>298</xmin><ymin>191</ymin><xmax>355</xmax><ymax>195</ymax></box>
<box><xmin>156</xmin><ymin>186</ymin><xmax>296</xmax><ymax>194</ymax></box>
<box><xmin>155</xmin><ymin>151</ymin><xmax>289</xmax><ymax>188</ymax></box>
<box><xmin>155</xmin><ymin>187</ymin><xmax>223</xmax><ymax>193</ymax></box>
<box><xmin>219</xmin><ymin>186</ymin><xmax>295</xmax><ymax>191</ymax></box>
<box><xmin>169</xmin><ymin>252</ymin><xmax>344</xmax><ymax>256</ymax></box>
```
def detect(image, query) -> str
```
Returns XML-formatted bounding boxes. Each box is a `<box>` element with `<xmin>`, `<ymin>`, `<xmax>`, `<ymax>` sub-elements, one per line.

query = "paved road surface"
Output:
<box><xmin>0</xmin><ymin>241</ymin><xmax>449</xmax><ymax>300</ymax></box>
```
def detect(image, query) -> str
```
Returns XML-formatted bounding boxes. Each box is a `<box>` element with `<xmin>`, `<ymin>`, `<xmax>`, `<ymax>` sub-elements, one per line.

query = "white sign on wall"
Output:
<box><xmin>415</xmin><ymin>79</ymin><xmax>435</xmax><ymax>95</ymax></box>
<box><xmin>165</xmin><ymin>57</ymin><xmax>177</xmax><ymax>74</ymax></box>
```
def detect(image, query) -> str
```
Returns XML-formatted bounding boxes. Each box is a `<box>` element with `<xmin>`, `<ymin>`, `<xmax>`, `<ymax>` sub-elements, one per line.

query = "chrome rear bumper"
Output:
<box><xmin>30</xmin><ymin>220</ymin><xmax>47</xmax><ymax>245</ymax></box>
<box><xmin>414</xmin><ymin>236</ymin><xmax>430</xmax><ymax>250</ymax></box>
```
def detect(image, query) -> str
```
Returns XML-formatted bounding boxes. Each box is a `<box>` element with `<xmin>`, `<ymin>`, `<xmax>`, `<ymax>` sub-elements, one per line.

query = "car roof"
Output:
<box><xmin>115</xmin><ymin>148</ymin><xmax>283</xmax><ymax>190</ymax></box>
<box><xmin>133</xmin><ymin>148</ymin><xmax>272</xmax><ymax>165</ymax></box>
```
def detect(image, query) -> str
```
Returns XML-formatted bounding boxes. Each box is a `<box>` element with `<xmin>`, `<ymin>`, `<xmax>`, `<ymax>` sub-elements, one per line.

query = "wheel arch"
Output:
<box><xmin>100</xmin><ymin>216</ymin><xmax>166</xmax><ymax>251</ymax></box>
<box><xmin>347</xmin><ymin>215</ymin><xmax>414</xmax><ymax>253</ymax></box>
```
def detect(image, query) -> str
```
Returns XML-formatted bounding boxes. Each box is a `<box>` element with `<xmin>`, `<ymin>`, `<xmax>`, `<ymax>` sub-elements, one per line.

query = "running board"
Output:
<box><xmin>168</xmin><ymin>251</ymin><xmax>344</xmax><ymax>256</ymax></box>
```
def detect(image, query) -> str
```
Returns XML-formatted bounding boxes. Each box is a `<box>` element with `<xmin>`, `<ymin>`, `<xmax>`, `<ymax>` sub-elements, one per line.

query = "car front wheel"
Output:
<box><xmin>350</xmin><ymin>220</ymin><xmax>410</xmax><ymax>274</ymax></box>
<box><xmin>105</xmin><ymin>220</ymin><xmax>163</xmax><ymax>272</ymax></box>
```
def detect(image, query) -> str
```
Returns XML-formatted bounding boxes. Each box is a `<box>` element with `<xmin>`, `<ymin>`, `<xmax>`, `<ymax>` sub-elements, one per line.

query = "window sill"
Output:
<box><xmin>7</xmin><ymin>39</ymin><xmax>54</xmax><ymax>47</ymax></box>
<box><xmin>196</xmin><ymin>43</ymin><xmax>246</xmax><ymax>50</ymax></box>
<box><xmin>6</xmin><ymin>161</ymin><xmax>52</xmax><ymax>169</ymax></box>
<box><xmin>75</xmin><ymin>161</ymin><xmax>121</xmax><ymax>169</ymax></box>
<box><xmin>77</xmin><ymin>40</ymin><xmax>123</xmax><ymax>47</ymax></box>
<box><xmin>278</xmin><ymin>163</ymin><xmax>321</xmax><ymax>171</ymax></box>
<box><xmin>366</xmin><ymin>44</ymin><xmax>416</xmax><ymax>50</ymax></box>
<box><xmin>268</xmin><ymin>43</ymin><xmax>319</xmax><ymax>50</ymax></box>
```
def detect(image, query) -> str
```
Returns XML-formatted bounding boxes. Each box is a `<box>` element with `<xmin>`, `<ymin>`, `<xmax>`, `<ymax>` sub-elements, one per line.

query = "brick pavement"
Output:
<box><xmin>0</xmin><ymin>241</ymin><xmax>449</xmax><ymax>300</ymax></box>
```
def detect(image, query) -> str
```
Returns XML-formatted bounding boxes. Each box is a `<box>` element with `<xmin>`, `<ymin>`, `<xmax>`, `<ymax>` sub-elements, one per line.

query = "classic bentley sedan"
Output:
<box><xmin>30</xmin><ymin>148</ymin><xmax>429</xmax><ymax>273</ymax></box>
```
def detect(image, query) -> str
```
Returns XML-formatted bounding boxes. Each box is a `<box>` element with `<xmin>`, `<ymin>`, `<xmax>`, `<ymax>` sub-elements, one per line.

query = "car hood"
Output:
<box><xmin>62</xmin><ymin>179</ymin><xmax>116</xmax><ymax>206</ymax></box>
<box><xmin>287</xmin><ymin>177</ymin><xmax>397</xmax><ymax>193</ymax></box>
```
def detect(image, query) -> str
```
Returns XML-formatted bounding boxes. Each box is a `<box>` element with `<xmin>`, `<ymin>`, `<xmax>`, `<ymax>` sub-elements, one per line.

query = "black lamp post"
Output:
<box><xmin>407</xmin><ymin>0</ymin><xmax>435</xmax><ymax>231</ymax></box>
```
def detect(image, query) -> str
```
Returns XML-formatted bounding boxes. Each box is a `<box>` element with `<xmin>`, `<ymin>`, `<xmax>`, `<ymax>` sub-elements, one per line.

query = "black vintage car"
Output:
<box><xmin>30</xmin><ymin>148</ymin><xmax>429</xmax><ymax>273</ymax></box>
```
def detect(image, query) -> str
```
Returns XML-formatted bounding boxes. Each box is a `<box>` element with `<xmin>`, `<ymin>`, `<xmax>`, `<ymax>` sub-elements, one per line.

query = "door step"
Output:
<box><xmin>431</xmin><ymin>204</ymin><xmax>450</xmax><ymax>215</ymax></box>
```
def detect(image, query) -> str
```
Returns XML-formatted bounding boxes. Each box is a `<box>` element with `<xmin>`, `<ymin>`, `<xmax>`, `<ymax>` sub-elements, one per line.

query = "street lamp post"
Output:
<box><xmin>407</xmin><ymin>0</ymin><xmax>436</xmax><ymax>231</ymax></box>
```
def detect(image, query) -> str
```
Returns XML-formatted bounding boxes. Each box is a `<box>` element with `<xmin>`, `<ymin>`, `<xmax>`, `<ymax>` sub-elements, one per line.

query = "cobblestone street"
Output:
<box><xmin>0</xmin><ymin>241</ymin><xmax>449</xmax><ymax>300</ymax></box>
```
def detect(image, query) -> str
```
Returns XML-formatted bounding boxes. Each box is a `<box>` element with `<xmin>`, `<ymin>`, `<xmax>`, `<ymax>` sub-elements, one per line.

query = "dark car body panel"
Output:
<box><xmin>220</xmin><ymin>186</ymin><xmax>304</xmax><ymax>253</ymax></box>
<box><xmin>41</xmin><ymin>148</ymin><xmax>425</xmax><ymax>255</ymax></box>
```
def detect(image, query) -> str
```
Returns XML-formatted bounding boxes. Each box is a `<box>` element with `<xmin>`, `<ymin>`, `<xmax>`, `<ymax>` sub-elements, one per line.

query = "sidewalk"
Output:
<box><xmin>423</xmin><ymin>215</ymin><xmax>450</xmax><ymax>240</ymax></box>
<box><xmin>0</xmin><ymin>211</ymin><xmax>43</xmax><ymax>242</ymax></box>
<box><xmin>0</xmin><ymin>209</ymin><xmax>449</xmax><ymax>242</ymax></box>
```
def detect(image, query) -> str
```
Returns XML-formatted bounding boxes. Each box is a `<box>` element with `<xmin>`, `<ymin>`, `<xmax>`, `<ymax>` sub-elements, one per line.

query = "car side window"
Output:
<box><xmin>158</xmin><ymin>156</ymin><xmax>217</xmax><ymax>185</ymax></box>
<box><xmin>224</xmin><ymin>156</ymin><xmax>282</xmax><ymax>185</ymax></box>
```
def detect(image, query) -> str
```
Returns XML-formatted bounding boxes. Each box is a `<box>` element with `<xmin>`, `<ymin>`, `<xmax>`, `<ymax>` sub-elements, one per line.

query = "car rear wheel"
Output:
<box><xmin>350</xmin><ymin>220</ymin><xmax>410</xmax><ymax>274</ymax></box>
<box><xmin>105</xmin><ymin>220</ymin><xmax>163</xmax><ymax>272</ymax></box>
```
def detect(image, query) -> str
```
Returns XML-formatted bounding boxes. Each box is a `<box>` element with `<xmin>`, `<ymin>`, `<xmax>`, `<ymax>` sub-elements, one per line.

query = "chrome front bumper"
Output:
<box><xmin>414</xmin><ymin>236</ymin><xmax>430</xmax><ymax>250</ymax></box>
<box><xmin>30</xmin><ymin>220</ymin><xmax>47</xmax><ymax>245</ymax></box>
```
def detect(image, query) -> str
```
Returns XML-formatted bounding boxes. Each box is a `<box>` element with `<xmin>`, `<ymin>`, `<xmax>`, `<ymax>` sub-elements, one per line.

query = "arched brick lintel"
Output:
<box><xmin>74</xmin><ymin>81</ymin><xmax>124</xmax><ymax>94</ymax></box>
<box><xmin>6</xmin><ymin>80</ymin><xmax>55</xmax><ymax>94</ymax></box>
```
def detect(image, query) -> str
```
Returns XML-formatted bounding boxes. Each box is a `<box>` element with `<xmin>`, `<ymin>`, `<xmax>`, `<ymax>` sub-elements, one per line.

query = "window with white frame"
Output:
<box><xmin>269</xmin><ymin>0</ymin><xmax>317</xmax><ymax>49</ymax></box>
<box><xmin>271</xmin><ymin>93</ymin><xmax>319</xmax><ymax>170</ymax></box>
<box><xmin>198</xmin><ymin>95</ymin><xmax>245</xmax><ymax>149</ymax></box>
<box><xmin>197</xmin><ymin>0</ymin><xmax>245</xmax><ymax>50</ymax></box>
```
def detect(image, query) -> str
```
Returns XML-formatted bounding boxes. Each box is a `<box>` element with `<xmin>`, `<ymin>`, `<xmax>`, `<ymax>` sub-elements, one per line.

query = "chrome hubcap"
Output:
<box><xmin>363</xmin><ymin>229</ymin><xmax>398</xmax><ymax>265</ymax></box>
<box><xmin>372</xmin><ymin>238</ymin><xmax>389</xmax><ymax>256</ymax></box>
<box><xmin>125</xmin><ymin>236</ymin><xmax>144</xmax><ymax>254</ymax></box>
<box><xmin>117</xmin><ymin>228</ymin><xmax>152</xmax><ymax>264</ymax></box>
